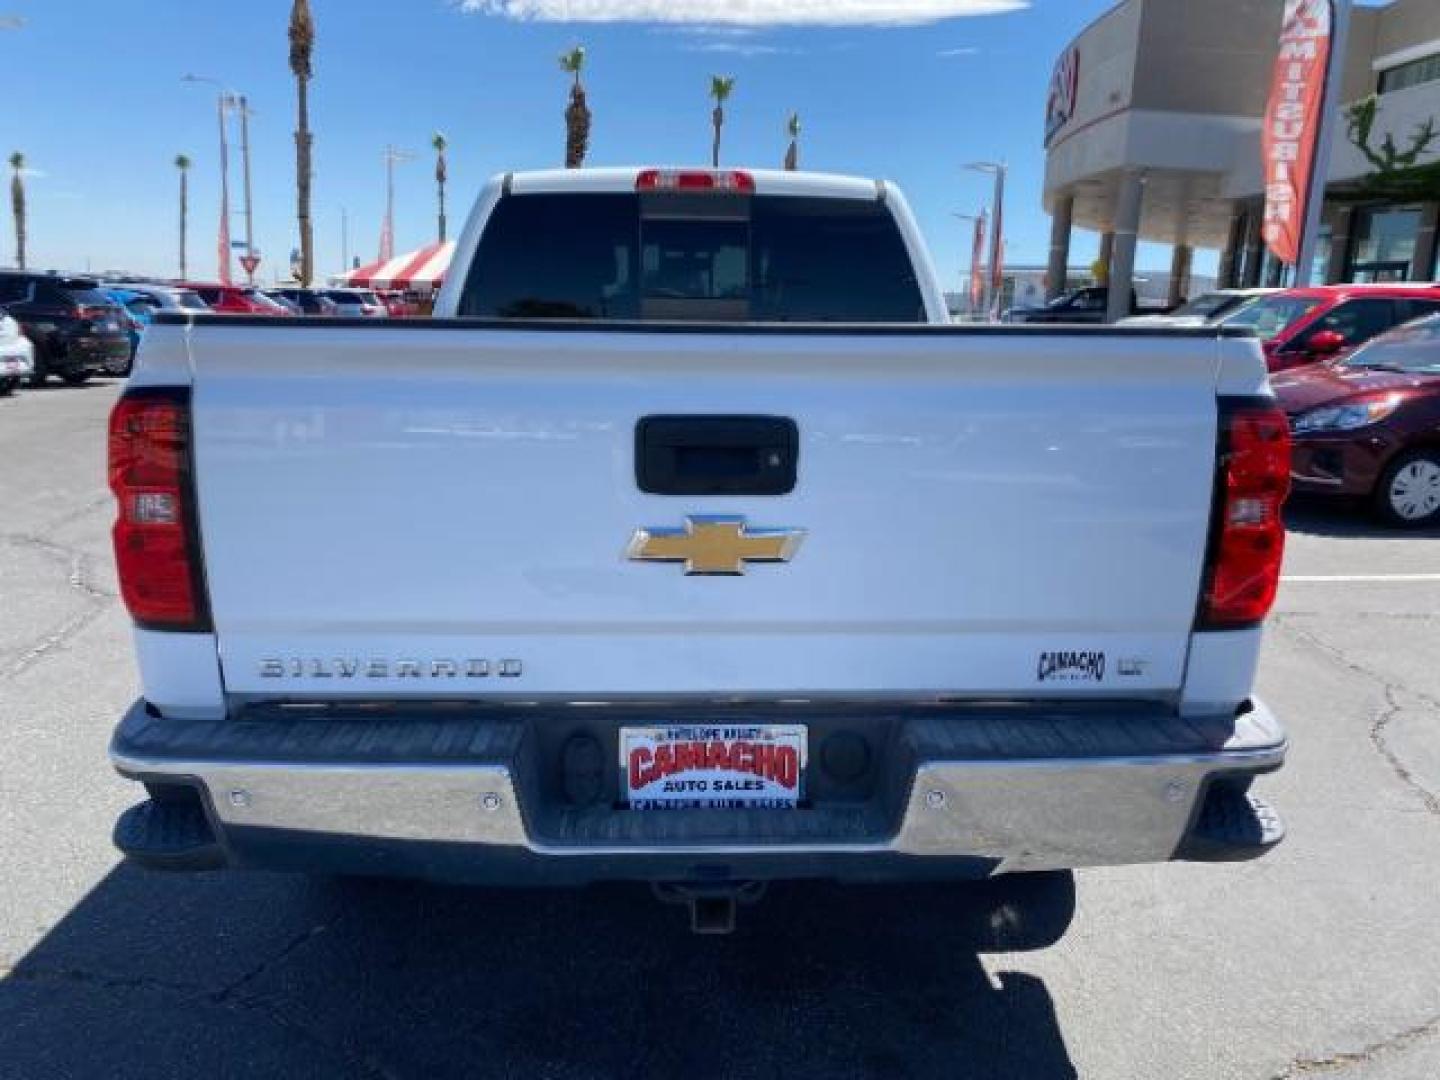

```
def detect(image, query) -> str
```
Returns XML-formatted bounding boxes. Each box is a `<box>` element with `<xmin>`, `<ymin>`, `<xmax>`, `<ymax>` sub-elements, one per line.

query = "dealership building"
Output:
<box><xmin>1043</xmin><ymin>0</ymin><xmax>1440</xmax><ymax>320</ymax></box>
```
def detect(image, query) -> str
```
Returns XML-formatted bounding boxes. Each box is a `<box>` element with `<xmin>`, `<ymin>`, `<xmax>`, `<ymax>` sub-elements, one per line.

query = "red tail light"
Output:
<box><xmin>108</xmin><ymin>389</ymin><xmax>210</xmax><ymax>631</ymax></box>
<box><xmin>1199</xmin><ymin>401</ymin><xmax>1291</xmax><ymax>629</ymax></box>
<box><xmin>636</xmin><ymin>169</ymin><xmax>755</xmax><ymax>193</ymax></box>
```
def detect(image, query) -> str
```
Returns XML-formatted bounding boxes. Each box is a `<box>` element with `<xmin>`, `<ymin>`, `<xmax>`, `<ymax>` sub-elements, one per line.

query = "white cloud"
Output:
<box><xmin>17</xmin><ymin>167</ymin><xmax>48</xmax><ymax>180</ymax></box>
<box><xmin>459</xmin><ymin>1</ymin><xmax>1027</xmax><ymax>27</ymax></box>
<box><xmin>682</xmin><ymin>41</ymin><xmax>800</xmax><ymax>56</ymax></box>
<box><xmin>655</xmin><ymin>26</ymin><xmax>763</xmax><ymax>37</ymax></box>
<box><xmin>937</xmin><ymin>46</ymin><xmax>980</xmax><ymax>56</ymax></box>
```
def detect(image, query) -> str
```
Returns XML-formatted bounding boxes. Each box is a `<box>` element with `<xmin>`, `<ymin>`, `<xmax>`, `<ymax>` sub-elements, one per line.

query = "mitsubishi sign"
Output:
<box><xmin>1045</xmin><ymin>46</ymin><xmax>1081</xmax><ymax>147</ymax></box>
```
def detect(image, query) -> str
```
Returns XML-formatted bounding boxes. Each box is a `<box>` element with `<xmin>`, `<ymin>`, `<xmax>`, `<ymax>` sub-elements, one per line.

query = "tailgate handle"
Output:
<box><xmin>636</xmin><ymin>416</ymin><xmax>798</xmax><ymax>496</ymax></box>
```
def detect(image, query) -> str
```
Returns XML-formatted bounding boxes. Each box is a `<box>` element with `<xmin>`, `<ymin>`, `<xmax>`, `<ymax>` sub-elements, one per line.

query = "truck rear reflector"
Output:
<box><xmin>636</xmin><ymin>169</ymin><xmax>755</xmax><ymax>194</ymax></box>
<box><xmin>108</xmin><ymin>388</ymin><xmax>211</xmax><ymax>632</ymax></box>
<box><xmin>1199</xmin><ymin>401</ymin><xmax>1291</xmax><ymax>629</ymax></box>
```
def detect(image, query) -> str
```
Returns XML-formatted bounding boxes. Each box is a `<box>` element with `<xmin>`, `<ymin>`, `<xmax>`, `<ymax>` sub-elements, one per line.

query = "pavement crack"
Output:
<box><xmin>0</xmin><ymin>531</ymin><xmax>118</xmax><ymax>682</ymax></box>
<box><xmin>1274</xmin><ymin>617</ymin><xmax>1440</xmax><ymax>819</ymax></box>
<box><xmin>4</xmin><ymin>604</ymin><xmax>110</xmax><ymax>681</ymax></box>
<box><xmin>211</xmin><ymin>921</ymin><xmax>335</xmax><ymax>1005</ymax></box>
<box><xmin>1373</xmin><ymin>686</ymin><xmax>1440</xmax><ymax>817</ymax></box>
<box><xmin>38</xmin><ymin>493</ymin><xmax>114</xmax><ymax>535</ymax></box>
<box><xmin>0</xmin><ymin>963</ymin><xmax>208</xmax><ymax>998</ymax></box>
<box><xmin>1272</xmin><ymin>1012</ymin><xmax>1440</xmax><ymax>1077</ymax></box>
<box><xmin>0</xmin><ymin>531</ymin><xmax>116</xmax><ymax>601</ymax></box>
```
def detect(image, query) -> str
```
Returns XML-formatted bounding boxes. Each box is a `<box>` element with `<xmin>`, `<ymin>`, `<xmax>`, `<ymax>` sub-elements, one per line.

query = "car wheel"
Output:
<box><xmin>27</xmin><ymin>372</ymin><xmax>47</xmax><ymax>388</ymax></box>
<box><xmin>1376</xmin><ymin>450</ymin><xmax>1440</xmax><ymax>528</ymax></box>
<box><xmin>0</xmin><ymin>377</ymin><xmax>16</xmax><ymax>396</ymax></box>
<box><xmin>60</xmin><ymin>372</ymin><xmax>91</xmax><ymax>387</ymax></box>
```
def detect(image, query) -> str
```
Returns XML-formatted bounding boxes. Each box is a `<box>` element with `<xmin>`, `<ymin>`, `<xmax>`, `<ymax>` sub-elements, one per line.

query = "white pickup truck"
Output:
<box><xmin>108</xmin><ymin>168</ymin><xmax>1291</xmax><ymax>932</ymax></box>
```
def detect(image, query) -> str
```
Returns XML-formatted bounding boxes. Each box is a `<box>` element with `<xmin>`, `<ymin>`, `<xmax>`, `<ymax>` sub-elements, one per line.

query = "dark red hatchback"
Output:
<box><xmin>1273</xmin><ymin>314</ymin><xmax>1440</xmax><ymax>527</ymax></box>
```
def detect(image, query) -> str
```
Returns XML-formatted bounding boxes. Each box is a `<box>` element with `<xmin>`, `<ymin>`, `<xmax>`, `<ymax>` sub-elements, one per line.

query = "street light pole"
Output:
<box><xmin>183</xmin><ymin>74</ymin><xmax>239</xmax><ymax>285</ymax></box>
<box><xmin>380</xmin><ymin>146</ymin><xmax>414</xmax><ymax>262</ymax></box>
<box><xmin>216</xmin><ymin>92</ymin><xmax>233</xmax><ymax>285</ymax></box>
<box><xmin>238</xmin><ymin>95</ymin><xmax>256</xmax><ymax>283</ymax></box>
<box><xmin>965</xmin><ymin>162</ymin><xmax>1008</xmax><ymax>320</ymax></box>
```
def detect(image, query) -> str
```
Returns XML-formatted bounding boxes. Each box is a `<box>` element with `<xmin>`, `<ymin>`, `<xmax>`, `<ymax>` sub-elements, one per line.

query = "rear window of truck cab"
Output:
<box><xmin>457</xmin><ymin>192</ymin><xmax>926</xmax><ymax>323</ymax></box>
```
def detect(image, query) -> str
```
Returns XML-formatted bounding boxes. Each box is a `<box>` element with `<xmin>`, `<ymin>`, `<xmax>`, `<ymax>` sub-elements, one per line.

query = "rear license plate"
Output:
<box><xmin>621</xmin><ymin>725</ymin><xmax>806</xmax><ymax>809</ymax></box>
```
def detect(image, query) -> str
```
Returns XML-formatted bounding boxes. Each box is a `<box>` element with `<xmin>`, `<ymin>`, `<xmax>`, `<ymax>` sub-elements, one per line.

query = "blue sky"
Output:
<box><xmin>5</xmin><ymin>0</ymin><xmax>1146</xmax><ymax>285</ymax></box>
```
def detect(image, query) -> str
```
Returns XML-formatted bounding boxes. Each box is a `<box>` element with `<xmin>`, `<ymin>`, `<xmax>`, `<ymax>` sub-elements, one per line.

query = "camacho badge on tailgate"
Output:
<box><xmin>627</xmin><ymin>516</ymin><xmax>805</xmax><ymax>576</ymax></box>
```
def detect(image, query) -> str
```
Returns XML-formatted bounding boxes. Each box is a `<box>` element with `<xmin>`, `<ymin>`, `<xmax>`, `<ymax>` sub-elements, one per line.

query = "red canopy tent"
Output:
<box><xmin>343</xmin><ymin>241</ymin><xmax>455</xmax><ymax>293</ymax></box>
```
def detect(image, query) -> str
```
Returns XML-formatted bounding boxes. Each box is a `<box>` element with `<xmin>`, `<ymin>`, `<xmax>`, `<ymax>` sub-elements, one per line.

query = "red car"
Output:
<box><xmin>1273</xmin><ymin>313</ymin><xmax>1440</xmax><ymax>527</ymax></box>
<box><xmin>374</xmin><ymin>290</ymin><xmax>416</xmax><ymax>318</ymax></box>
<box><xmin>1223</xmin><ymin>284</ymin><xmax>1440</xmax><ymax>373</ymax></box>
<box><xmin>182</xmin><ymin>283</ymin><xmax>290</xmax><ymax>316</ymax></box>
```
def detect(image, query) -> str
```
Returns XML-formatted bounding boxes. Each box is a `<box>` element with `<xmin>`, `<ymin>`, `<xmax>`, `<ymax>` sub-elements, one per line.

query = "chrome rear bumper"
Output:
<box><xmin>110</xmin><ymin>699</ymin><xmax>1286</xmax><ymax>882</ymax></box>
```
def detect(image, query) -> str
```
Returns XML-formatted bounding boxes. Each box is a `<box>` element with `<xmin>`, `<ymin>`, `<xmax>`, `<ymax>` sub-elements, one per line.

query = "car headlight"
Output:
<box><xmin>1292</xmin><ymin>397</ymin><xmax>1401</xmax><ymax>434</ymax></box>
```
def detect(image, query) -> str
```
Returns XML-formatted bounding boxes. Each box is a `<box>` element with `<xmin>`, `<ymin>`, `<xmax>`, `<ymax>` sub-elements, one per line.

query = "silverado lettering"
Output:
<box><xmin>258</xmin><ymin>658</ymin><xmax>522</xmax><ymax>679</ymax></box>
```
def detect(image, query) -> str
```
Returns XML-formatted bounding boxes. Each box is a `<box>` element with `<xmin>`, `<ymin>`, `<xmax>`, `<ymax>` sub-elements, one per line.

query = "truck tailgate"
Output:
<box><xmin>183</xmin><ymin>324</ymin><xmax>1221</xmax><ymax>701</ymax></box>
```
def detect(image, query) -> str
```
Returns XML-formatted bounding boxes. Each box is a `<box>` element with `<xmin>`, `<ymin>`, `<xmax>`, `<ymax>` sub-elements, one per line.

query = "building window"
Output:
<box><xmin>1378</xmin><ymin>52</ymin><xmax>1440</xmax><ymax>95</ymax></box>
<box><xmin>1348</xmin><ymin>206</ymin><xmax>1422</xmax><ymax>282</ymax></box>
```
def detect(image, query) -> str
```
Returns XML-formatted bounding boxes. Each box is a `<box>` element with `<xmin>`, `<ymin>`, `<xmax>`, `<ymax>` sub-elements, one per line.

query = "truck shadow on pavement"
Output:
<box><xmin>1</xmin><ymin>862</ymin><xmax>1079</xmax><ymax>1079</ymax></box>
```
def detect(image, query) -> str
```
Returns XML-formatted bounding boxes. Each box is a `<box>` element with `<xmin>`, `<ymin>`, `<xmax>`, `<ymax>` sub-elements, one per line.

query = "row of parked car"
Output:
<box><xmin>198</xmin><ymin>284</ymin><xmax>410</xmax><ymax>319</ymax></box>
<box><xmin>1122</xmin><ymin>282</ymin><xmax>1440</xmax><ymax>528</ymax></box>
<box><xmin>0</xmin><ymin>270</ymin><xmax>405</xmax><ymax>392</ymax></box>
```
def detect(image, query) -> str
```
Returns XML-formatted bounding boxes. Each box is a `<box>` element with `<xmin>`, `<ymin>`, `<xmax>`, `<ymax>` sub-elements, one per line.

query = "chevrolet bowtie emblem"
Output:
<box><xmin>627</xmin><ymin>517</ymin><xmax>806</xmax><ymax>576</ymax></box>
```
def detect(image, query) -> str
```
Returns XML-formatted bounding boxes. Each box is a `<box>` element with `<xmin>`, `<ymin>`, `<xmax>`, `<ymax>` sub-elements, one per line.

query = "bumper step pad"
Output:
<box><xmin>114</xmin><ymin>796</ymin><xmax>225</xmax><ymax>871</ymax></box>
<box><xmin>1178</xmin><ymin>785</ymin><xmax>1285</xmax><ymax>862</ymax></box>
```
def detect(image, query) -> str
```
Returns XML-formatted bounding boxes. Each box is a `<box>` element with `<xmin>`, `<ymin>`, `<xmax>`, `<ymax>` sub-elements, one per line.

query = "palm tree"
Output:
<box><xmin>8</xmin><ymin>152</ymin><xmax>25</xmax><ymax>270</ymax></box>
<box><xmin>560</xmin><ymin>46</ymin><xmax>591</xmax><ymax>169</ymax></box>
<box><xmin>175</xmin><ymin>155</ymin><xmax>192</xmax><ymax>278</ymax></box>
<box><xmin>709</xmin><ymin>76</ymin><xmax>735</xmax><ymax>168</ymax></box>
<box><xmin>431</xmin><ymin>132</ymin><xmax>449</xmax><ymax>242</ymax></box>
<box><xmin>784</xmin><ymin>112</ymin><xmax>800</xmax><ymax>172</ymax></box>
<box><xmin>289</xmin><ymin>0</ymin><xmax>315</xmax><ymax>286</ymax></box>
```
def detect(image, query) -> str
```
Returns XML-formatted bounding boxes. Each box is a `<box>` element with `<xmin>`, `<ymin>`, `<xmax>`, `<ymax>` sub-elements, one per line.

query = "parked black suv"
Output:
<box><xmin>0</xmin><ymin>272</ymin><xmax>131</xmax><ymax>385</ymax></box>
<box><xmin>1008</xmin><ymin>286</ymin><xmax>1142</xmax><ymax>325</ymax></box>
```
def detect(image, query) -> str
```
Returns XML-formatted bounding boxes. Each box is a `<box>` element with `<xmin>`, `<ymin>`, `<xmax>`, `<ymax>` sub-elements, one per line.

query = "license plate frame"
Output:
<box><xmin>620</xmin><ymin>724</ymin><xmax>807</xmax><ymax>810</ymax></box>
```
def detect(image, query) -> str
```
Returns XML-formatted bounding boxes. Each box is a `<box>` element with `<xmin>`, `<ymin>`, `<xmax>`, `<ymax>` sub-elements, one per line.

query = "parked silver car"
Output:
<box><xmin>323</xmin><ymin>289</ymin><xmax>388</xmax><ymax>318</ymax></box>
<box><xmin>0</xmin><ymin>310</ymin><xmax>35</xmax><ymax>395</ymax></box>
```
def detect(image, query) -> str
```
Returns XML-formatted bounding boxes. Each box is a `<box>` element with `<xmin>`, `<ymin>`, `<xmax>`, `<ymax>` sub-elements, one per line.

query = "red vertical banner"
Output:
<box><xmin>969</xmin><ymin>210</ymin><xmax>987</xmax><ymax>311</ymax></box>
<box><xmin>1262</xmin><ymin>0</ymin><xmax>1333</xmax><ymax>266</ymax></box>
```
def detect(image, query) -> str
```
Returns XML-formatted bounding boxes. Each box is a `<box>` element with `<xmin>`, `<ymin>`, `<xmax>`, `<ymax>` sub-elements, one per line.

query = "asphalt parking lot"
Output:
<box><xmin>2</xmin><ymin>382</ymin><xmax>1438</xmax><ymax>1080</ymax></box>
